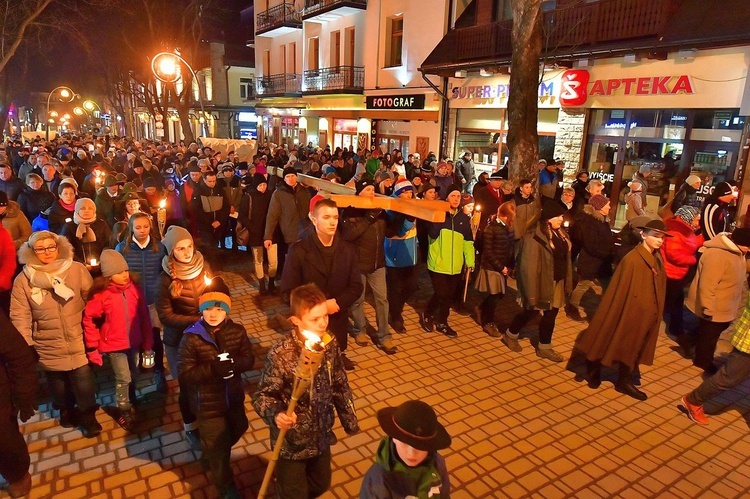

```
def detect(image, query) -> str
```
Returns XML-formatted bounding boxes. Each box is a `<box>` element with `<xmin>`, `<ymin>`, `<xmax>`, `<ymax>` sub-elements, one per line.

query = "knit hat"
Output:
<box><xmin>237</xmin><ymin>161</ymin><xmax>249</xmax><ymax>171</ymax></box>
<box><xmin>588</xmin><ymin>194</ymin><xmax>610</xmax><ymax>211</ymax></box>
<box><xmin>460</xmin><ymin>194</ymin><xmax>475</xmax><ymax>207</ymax></box>
<box><xmin>685</xmin><ymin>174</ymin><xmax>702</xmax><ymax>187</ymax></box>
<box><xmin>256</xmin><ymin>163</ymin><xmax>267</xmax><ymax>175</ymax></box>
<box><xmin>252</xmin><ymin>173</ymin><xmax>268</xmax><ymax>188</ymax></box>
<box><xmin>355</xmin><ymin>175</ymin><xmax>376</xmax><ymax>194</ymax></box>
<box><xmin>59</xmin><ymin>177</ymin><xmax>78</xmax><ymax>192</ymax></box>
<box><xmin>444</xmin><ymin>184</ymin><xmax>462</xmax><ymax>199</ymax></box>
<box><xmin>188</xmin><ymin>163</ymin><xmax>202</xmax><ymax>173</ymax></box>
<box><xmin>421</xmin><ymin>162</ymin><xmax>434</xmax><ymax>173</ymax></box>
<box><xmin>199</xmin><ymin>276</ymin><xmax>231</xmax><ymax>314</ymax></box>
<box><xmin>100</xmin><ymin>249</ymin><xmax>129</xmax><ymax>278</ymax></box>
<box><xmin>393</xmin><ymin>180</ymin><xmax>413</xmax><ymax>197</ymax></box>
<box><xmin>143</xmin><ymin>177</ymin><xmax>156</xmax><ymax>189</ymax></box>
<box><xmin>730</xmin><ymin>228</ymin><xmax>750</xmax><ymax>247</ymax></box>
<box><xmin>674</xmin><ymin>205</ymin><xmax>699</xmax><ymax>226</ymax></box>
<box><xmin>713</xmin><ymin>181</ymin><xmax>733</xmax><ymax>198</ymax></box>
<box><xmin>74</xmin><ymin>197</ymin><xmax>95</xmax><ymax>215</ymax></box>
<box><xmin>540</xmin><ymin>197</ymin><xmax>568</xmax><ymax>220</ymax></box>
<box><xmin>162</xmin><ymin>225</ymin><xmax>193</xmax><ymax>255</ymax></box>
<box><xmin>282</xmin><ymin>166</ymin><xmax>298</xmax><ymax>178</ymax></box>
<box><xmin>377</xmin><ymin>400</ymin><xmax>451</xmax><ymax>452</ymax></box>
<box><xmin>638</xmin><ymin>164</ymin><xmax>651</xmax><ymax>174</ymax></box>
<box><xmin>375</xmin><ymin>170</ymin><xmax>394</xmax><ymax>184</ymax></box>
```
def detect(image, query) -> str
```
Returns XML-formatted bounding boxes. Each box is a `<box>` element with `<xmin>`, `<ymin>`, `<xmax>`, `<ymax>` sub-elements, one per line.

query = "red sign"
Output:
<box><xmin>559</xmin><ymin>70</ymin><xmax>695</xmax><ymax>106</ymax></box>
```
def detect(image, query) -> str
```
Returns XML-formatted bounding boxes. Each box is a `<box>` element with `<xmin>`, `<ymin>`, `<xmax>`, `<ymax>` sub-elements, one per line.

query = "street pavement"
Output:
<box><xmin>5</xmin><ymin>256</ymin><xmax>750</xmax><ymax>498</ymax></box>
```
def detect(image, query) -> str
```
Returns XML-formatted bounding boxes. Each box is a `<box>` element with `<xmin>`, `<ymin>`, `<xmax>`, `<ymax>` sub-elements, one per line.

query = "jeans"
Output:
<box><xmin>509</xmin><ymin>308</ymin><xmax>560</xmax><ymax>346</ymax></box>
<box><xmin>108</xmin><ymin>350</ymin><xmax>139</xmax><ymax>410</ymax></box>
<box><xmin>350</xmin><ymin>267</ymin><xmax>390</xmax><ymax>342</ymax></box>
<box><xmin>251</xmin><ymin>244</ymin><xmax>278</xmax><ymax>279</ymax></box>
<box><xmin>664</xmin><ymin>277</ymin><xmax>686</xmax><ymax>334</ymax></box>
<box><xmin>45</xmin><ymin>364</ymin><xmax>97</xmax><ymax>414</ymax></box>
<box><xmin>165</xmin><ymin>344</ymin><xmax>198</xmax><ymax>429</ymax></box>
<box><xmin>426</xmin><ymin>271</ymin><xmax>462</xmax><ymax>324</ymax></box>
<box><xmin>386</xmin><ymin>266</ymin><xmax>418</xmax><ymax>323</ymax></box>
<box><xmin>199</xmin><ymin>405</ymin><xmax>249</xmax><ymax>496</ymax></box>
<box><xmin>275</xmin><ymin>450</ymin><xmax>332</xmax><ymax>499</ymax></box>
<box><xmin>688</xmin><ymin>348</ymin><xmax>750</xmax><ymax>405</ymax></box>
<box><xmin>693</xmin><ymin>319</ymin><xmax>731</xmax><ymax>370</ymax></box>
<box><xmin>0</xmin><ymin>408</ymin><xmax>29</xmax><ymax>483</ymax></box>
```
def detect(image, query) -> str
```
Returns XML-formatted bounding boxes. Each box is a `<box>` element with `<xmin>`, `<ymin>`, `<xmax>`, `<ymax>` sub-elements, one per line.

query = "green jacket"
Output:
<box><xmin>427</xmin><ymin>210</ymin><xmax>475</xmax><ymax>275</ymax></box>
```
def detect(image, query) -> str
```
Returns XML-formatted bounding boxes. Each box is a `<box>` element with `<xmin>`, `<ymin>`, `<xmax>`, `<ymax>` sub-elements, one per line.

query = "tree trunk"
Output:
<box><xmin>178</xmin><ymin>106</ymin><xmax>194</xmax><ymax>144</ymax></box>
<box><xmin>507</xmin><ymin>0</ymin><xmax>543</xmax><ymax>188</ymax></box>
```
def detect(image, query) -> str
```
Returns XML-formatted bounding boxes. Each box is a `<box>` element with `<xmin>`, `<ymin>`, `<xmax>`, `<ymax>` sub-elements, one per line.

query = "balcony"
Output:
<box><xmin>256</xmin><ymin>74</ymin><xmax>302</xmax><ymax>97</ymax></box>
<box><xmin>257</xmin><ymin>2</ymin><xmax>302</xmax><ymax>37</ymax></box>
<box><xmin>302</xmin><ymin>66</ymin><xmax>364</xmax><ymax>94</ymax></box>
<box><xmin>454</xmin><ymin>0</ymin><xmax>675</xmax><ymax>62</ymax></box>
<box><xmin>302</xmin><ymin>0</ymin><xmax>367</xmax><ymax>22</ymax></box>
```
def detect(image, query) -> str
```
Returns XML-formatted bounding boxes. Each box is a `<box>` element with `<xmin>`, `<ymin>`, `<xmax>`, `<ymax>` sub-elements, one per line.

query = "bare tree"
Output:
<box><xmin>507</xmin><ymin>0</ymin><xmax>543</xmax><ymax>186</ymax></box>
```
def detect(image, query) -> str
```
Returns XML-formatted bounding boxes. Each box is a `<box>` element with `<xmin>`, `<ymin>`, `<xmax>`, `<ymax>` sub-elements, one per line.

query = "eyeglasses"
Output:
<box><xmin>33</xmin><ymin>244</ymin><xmax>58</xmax><ymax>254</ymax></box>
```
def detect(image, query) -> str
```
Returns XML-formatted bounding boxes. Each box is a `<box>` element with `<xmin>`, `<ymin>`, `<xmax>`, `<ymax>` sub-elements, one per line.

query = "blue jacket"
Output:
<box><xmin>384</xmin><ymin>202</ymin><xmax>418</xmax><ymax>268</ymax></box>
<box><xmin>115</xmin><ymin>239</ymin><xmax>168</xmax><ymax>305</ymax></box>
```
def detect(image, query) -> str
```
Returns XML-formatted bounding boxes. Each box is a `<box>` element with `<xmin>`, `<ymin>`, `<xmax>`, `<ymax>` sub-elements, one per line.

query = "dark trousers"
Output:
<box><xmin>386</xmin><ymin>266</ymin><xmax>418</xmax><ymax>323</ymax></box>
<box><xmin>426</xmin><ymin>271</ymin><xmax>462</xmax><ymax>324</ymax></box>
<box><xmin>664</xmin><ymin>277</ymin><xmax>686</xmax><ymax>334</ymax></box>
<box><xmin>199</xmin><ymin>405</ymin><xmax>249</xmax><ymax>496</ymax></box>
<box><xmin>275</xmin><ymin>450</ymin><xmax>332</xmax><ymax>499</ymax></box>
<box><xmin>153</xmin><ymin>327</ymin><xmax>165</xmax><ymax>372</ymax></box>
<box><xmin>0</xmin><ymin>290</ymin><xmax>9</xmax><ymax>316</ymax></box>
<box><xmin>689</xmin><ymin>348</ymin><xmax>750</xmax><ymax>405</ymax></box>
<box><xmin>0</xmin><ymin>408</ymin><xmax>30</xmax><ymax>483</ymax></box>
<box><xmin>509</xmin><ymin>308</ymin><xmax>560</xmax><ymax>345</ymax></box>
<box><xmin>277</xmin><ymin>239</ymin><xmax>290</xmax><ymax>281</ymax></box>
<box><xmin>480</xmin><ymin>293</ymin><xmax>504</xmax><ymax>326</ymax></box>
<box><xmin>45</xmin><ymin>365</ymin><xmax>97</xmax><ymax>414</ymax></box>
<box><xmin>694</xmin><ymin>319</ymin><xmax>731</xmax><ymax>369</ymax></box>
<box><xmin>328</xmin><ymin>311</ymin><xmax>349</xmax><ymax>353</ymax></box>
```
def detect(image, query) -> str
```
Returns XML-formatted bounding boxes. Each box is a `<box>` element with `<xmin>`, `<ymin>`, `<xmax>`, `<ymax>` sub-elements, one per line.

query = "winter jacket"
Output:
<box><xmin>219</xmin><ymin>175</ymin><xmax>243</xmax><ymax>210</ymax></box>
<box><xmin>671</xmin><ymin>183</ymin><xmax>701</xmax><ymax>213</ymax></box>
<box><xmin>511</xmin><ymin>191</ymin><xmax>540</xmax><ymax>241</ymax></box>
<box><xmin>384</xmin><ymin>207</ymin><xmax>418</xmax><ymax>268</ymax></box>
<box><xmin>17</xmin><ymin>186</ymin><xmax>55</xmax><ymax>223</ymax></box>
<box><xmin>427</xmin><ymin>209</ymin><xmax>475</xmax><ymax>275</ymax></box>
<box><xmin>178</xmin><ymin>319</ymin><xmax>254</xmax><ymax>420</ymax></box>
<box><xmin>433</xmin><ymin>175</ymin><xmax>455</xmax><ymax>200</ymax></box>
<box><xmin>94</xmin><ymin>188</ymin><xmax>119</xmax><ymax>227</ymax></box>
<box><xmin>571</xmin><ymin>179</ymin><xmax>589</xmax><ymax>215</ymax></box>
<box><xmin>700</xmin><ymin>198</ymin><xmax>731</xmax><ymax>241</ymax></box>
<box><xmin>252</xmin><ymin>331</ymin><xmax>359</xmax><ymax>460</ymax></box>
<box><xmin>192</xmin><ymin>182</ymin><xmax>230</xmax><ymax>237</ymax></box>
<box><xmin>480</xmin><ymin>217</ymin><xmax>515</xmax><ymax>273</ymax></box>
<box><xmin>538</xmin><ymin>168</ymin><xmax>559</xmax><ymax>199</ymax></box>
<box><xmin>83</xmin><ymin>281</ymin><xmax>153</xmax><ymax>354</ymax></box>
<box><xmin>573</xmin><ymin>205</ymin><xmax>614</xmax><ymax>280</ymax></box>
<box><xmin>360</xmin><ymin>437</ymin><xmax>450</xmax><ymax>499</ymax></box>
<box><xmin>1</xmin><ymin>200</ymin><xmax>32</xmax><ymax>249</ymax></box>
<box><xmin>115</xmin><ymin>239</ymin><xmax>168</xmax><ymax>305</ymax></box>
<box><xmin>155</xmin><ymin>264</ymin><xmax>211</xmax><ymax>347</ymax></box>
<box><xmin>163</xmin><ymin>189</ymin><xmax>183</xmax><ymax>222</ymax></box>
<box><xmin>456</xmin><ymin>158</ymin><xmax>475</xmax><ymax>184</ymax></box>
<box><xmin>662</xmin><ymin>216</ymin><xmax>703</xmax><ymax>280</ymax></box>
<box><xmin>48</xmin><ymin>200</ymin><xmax>75</xmax><ymax>234</ymax></box>
<box><xmin>264</xmin><ymin>181</ymin><xmax>312</xmax><ymax>244</ymax></box>
<box><xmin>685</xmin><ymin>234</ymin><xmax>747</xmax><ymax>323</ymax></box>
<box><xmin>516</xmin><ymin>226</ymin><xmax>573</xmax><ymax>310</ymax></box>
<box><xmin>0</xmin><ymin>177</ymin><xmax>25</xmax><ymax>201</ymax></box>
<box><xmin>238</xmin><ymin>187</ymin><xmax>272</xmax><ymax>248</ymax></box>
<box><xmin>0</xmin><ymin>312</ymin><xmax>38</xmax><ymax>421</ymax></box>
<box><xmin>61</xmin><ymin>219</ymin><xmax>113</xmax><ymax>264</ymax></box>
<box><xmin>10</xmin><ymin>237</ymin><xmax>93</xmax><ymax>371</ymax></box>
<box><xmin>625</xmin><ymin>190</ymin><xmax>646</xmax><ymax>221</ymax></box>
<box><xmin>340</xmin><ymin>208</ymin><xmax>387</xmax><ymax>274</ymax></box>
<box><xmin>0</xmin><ymin>226</ymin><xmax>15</xmax><ymax>291</ymax></box>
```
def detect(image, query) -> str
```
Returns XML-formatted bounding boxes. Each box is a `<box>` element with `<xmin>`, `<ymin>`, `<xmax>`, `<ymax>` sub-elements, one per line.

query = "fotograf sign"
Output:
<box><xmin>366</xmin><ymin>94</ymin><xmax>425</xmax><ymax>110</ymax></box>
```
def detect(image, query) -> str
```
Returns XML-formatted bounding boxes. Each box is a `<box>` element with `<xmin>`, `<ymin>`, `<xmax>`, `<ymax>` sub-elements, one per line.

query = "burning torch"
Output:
<box><xmin>258</xmin><ymin>330</ymin><xmax>331</xmax><ymax>499</ymax></box>
<box><xmin>157</xmin><ymin>199</ymin><xmax>167</xmax><ymax>238</ymax></box>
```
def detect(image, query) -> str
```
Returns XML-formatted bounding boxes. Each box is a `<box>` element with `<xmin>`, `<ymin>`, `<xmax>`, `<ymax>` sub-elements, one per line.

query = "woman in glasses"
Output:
<box><xmin>10</xmin><ymin>230</ymin><xmax>100</xmax><ymax>437</ymax></box>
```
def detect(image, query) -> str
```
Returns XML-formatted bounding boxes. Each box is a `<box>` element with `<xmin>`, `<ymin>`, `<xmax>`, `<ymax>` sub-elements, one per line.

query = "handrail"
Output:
<box><xmin>256</xmin><ymin>73</ymin><xmax>302</xmax><ymax>96</ymax></box>
<box><xmin>303</xmin><ymin>0</ymin><xmax>367</xmax><ymax>17</ymax></box>
<box><xmin>257</xmin><ymin>2</ymin><xmax>302</xmax><ymax>33</ymax></box>
<box><xmin>302</xmin><ymin>65</ymin><xmax>364</xmax><ymax>93</ymax></box>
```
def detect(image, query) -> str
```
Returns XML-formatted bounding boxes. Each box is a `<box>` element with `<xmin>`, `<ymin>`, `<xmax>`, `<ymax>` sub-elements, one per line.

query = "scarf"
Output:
<box><xmin>162</xmin><ymin>251</ymin><xmax>205</xmax><ymax>281</ymax></box>
<box><xmin>376</xmin><ymin>438</ymin><xmax>444</xmax><ymax>499</ymax></box>
<box><xmin>60</xmin><ymin>199</ymin><xmax>76</xmax><ymax>212</ymax></box>
<box><xmin>23</xmin><ymin>258</ymin><xmax>75</xmax><ymax>304</ymax></box>
<box><xmin>74</xmin><ymin>211</ymin><xmax>97</xmax><ymax>242</ymax></box>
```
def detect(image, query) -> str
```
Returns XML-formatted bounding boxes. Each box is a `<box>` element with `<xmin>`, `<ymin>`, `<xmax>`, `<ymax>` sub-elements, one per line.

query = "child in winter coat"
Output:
<box><xmin>178</xmin><ymin>277</ymin><xmax>254</xmax><ymax>498</ymax></box>
<box><xmin>83</xmin><ymin>249</ymin><xmax>153</xmax><ymax>430</ymax></box>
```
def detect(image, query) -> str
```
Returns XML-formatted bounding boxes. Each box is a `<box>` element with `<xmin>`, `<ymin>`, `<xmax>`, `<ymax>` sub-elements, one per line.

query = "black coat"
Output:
<box><xmin>155</xmin><ymin>265</ymin><xmax>211</xmax><ymax>347</ymax></box>
<box><xmin>0</xmin><ymin>311</ymin><xmax>38</xmax><ymax>419</ymax></box>
<box><xmin>480</xmin><ymin>217</ymin><xmax>515</xmax><ymax>272</ymax></box>
<box><xmin>339</xmin><ymin>208</ymin><xmax>387</xmax><ymax>274</ymax></box>
<box><xmin>178</xmin><ymin>319</ymin><xmax>254</xmax><ymax>420</ymax></box>
<box><xmin>61</xmin><ymin>219</ymin><xmax>114</xmax><ymax>264</ymax></box>
<box><xmin>192</xmin><ymin>182</ymin><xmax>230</xmax><ymax>237</ymax></box>
<box><xmin>17</xmin><ymin>186</ymin><xmax>55</xmax><ymax>222</ymax></box>
<box><xmin>573</xmin><ymin>206</ymin><xmax>614</xmax><ymax>280</ymax></box>
<box><xmin>238</xmin><ymin>188</ymin><xmax>272</xmax><ymax>247</ymax></box>
<box><xmin>48</xmin><ymin>200</ymin><xmax>76</xmax><ymax>234</ymax></box>
<box><xmin>0</xmin><ymin>178</ymin><xmax>25</xmax><ymax>201</ymax></box>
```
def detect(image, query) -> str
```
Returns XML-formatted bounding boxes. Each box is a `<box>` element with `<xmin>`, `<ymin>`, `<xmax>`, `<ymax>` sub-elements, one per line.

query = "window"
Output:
<box><xmin>239</xmin><ymin>78</ymin><xmax>254</xmax><ymax>100</ymax></box>
<box><xmin>494</xmin><ymin>0</ymin><xmax>512</xmax><ymax>21</ymax></box>
<box><xmin>308</xmin><ymin>37</ymin><xmax>319</xmax><ymax>71</ymax></box>
<box><xmin>385</xmin><ymin>16</ymin><xmax>403</xmax><ymax>68</ymax></box>
<box><xmin>331</xmin><ymin>31</ymin><xmax>341</xmax><ymax>67</ymax></box>
<box><xmin>345</xmin><ymin>27</ymin><xmax>355</xmax><ymax>67</ymax></box>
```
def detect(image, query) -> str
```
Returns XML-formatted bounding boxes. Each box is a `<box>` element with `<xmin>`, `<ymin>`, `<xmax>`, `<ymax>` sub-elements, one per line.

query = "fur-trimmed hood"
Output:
<box><xmin>18</xmin><ymin>232</ymin><xmax>74</xmax><ymax>265</ymax></box>
<box><xmin>583</xmin><ymin>204</ymin><xmax>609</xmax><ymax>223</ymax></box>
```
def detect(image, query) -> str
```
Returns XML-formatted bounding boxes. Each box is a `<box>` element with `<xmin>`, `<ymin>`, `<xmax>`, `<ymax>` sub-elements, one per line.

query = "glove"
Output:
<box><xmin>87</xmin><ymin>350</ymin><xmax>103</xmax><ymax>366</ymax></box>
<box><xmin>212</xmin><ymin>356</ymin><xmax>235</xmax><ymax>379</ymax></box>
<box><xmin>366</xmin><ymin>209</ymin><xmax>384</xmax><ymax>224</ymax></box>
<box><xmin>17</xmin><ymin>402</ymin><xmax>37</xmax><ymax>423</ymax></box>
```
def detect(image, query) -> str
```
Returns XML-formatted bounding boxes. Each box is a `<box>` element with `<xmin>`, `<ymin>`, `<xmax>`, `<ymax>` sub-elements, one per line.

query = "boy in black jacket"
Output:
<box><xmin>178</xmin><ymin>277</ymin><xmax>254</xmax><ymax>498</ymax></box>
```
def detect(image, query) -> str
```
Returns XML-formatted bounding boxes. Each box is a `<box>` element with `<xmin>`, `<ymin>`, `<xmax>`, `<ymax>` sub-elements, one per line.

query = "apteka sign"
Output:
<box><xmin>559</xmin><ymin>69</ymin><xmax>695</xmax><ymax>107</ymax></box>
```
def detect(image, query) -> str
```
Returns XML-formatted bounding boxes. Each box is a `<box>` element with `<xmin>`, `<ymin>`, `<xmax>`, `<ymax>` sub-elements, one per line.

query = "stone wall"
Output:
<box><xmin>553</xmin><ymin>108</ymin><xmax>586</xmax><ymax>186</ymax></box>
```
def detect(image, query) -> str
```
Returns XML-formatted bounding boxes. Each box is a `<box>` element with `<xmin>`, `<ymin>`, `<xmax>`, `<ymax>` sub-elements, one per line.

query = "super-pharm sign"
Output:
<box><xmin>559</xmin><ymin>69</ymin><xmax>695</xmax><ymax>107</ymax></box>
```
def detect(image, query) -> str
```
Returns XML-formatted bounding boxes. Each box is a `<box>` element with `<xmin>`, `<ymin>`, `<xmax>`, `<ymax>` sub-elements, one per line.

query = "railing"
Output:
<box><xmin>302</xmin><ymin>66</ymin><xmax>364</xmax><ymax>93</ymax></box>
<box><xmin>257</xmin><ymin>2</ymin><xmax>302</xmax><ymax>33</ymax></box>
<box><xmin>256</xmin><ymin>74</ymin><xmax>302</xmax><ymax>96</ymax></box>
<box><xmin>303</xmin><ymin>0</ymin><xmax>367</xmax><ymax>17</ymax></box>
<box><xmin>455</xmin><ymin>0</ymin><xmax>673</xmax><ymax>61</ymax></box>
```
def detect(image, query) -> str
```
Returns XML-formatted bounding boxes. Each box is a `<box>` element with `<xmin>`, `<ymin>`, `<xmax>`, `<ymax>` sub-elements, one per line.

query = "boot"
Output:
<box><xmin>258</xmin><ymin>277</ymin><xmax>268</xmax><ymax>295</ymax></box>
<box><xmin>7</xmin><ymin>472</ymin><xmax>31</xmax><ymax>498</ymax></box>
<box><xmin>128</xmin><ymin>383</ymin><xmax>138</xmax><ymax>406</ymax></box>
<box><xmin>80</xmin><ymin>410</ymin><xmax>102</xmax><ymax>438</ymax></box>
<box><xmin>615</xmin><ymin>364</ymin><xmax>647</xmax><ymax>401</ymax></box>
<box><xmin>267</xmin><ymin>277</ymin><xmax>276</xmax><ymax>294</ymax></box>
<box><xmin>585</xmin><ymin>360</ymin><xmax>601</xmax><ymax>389</ymax></box>
<box><xmin>59</xmin><ymin>407</ymin><xmax>78</xmax><ymax>428</ymax></box>
<box><xmin>154</xmin><ymin>369</ymin><xmax>168</xmax><ymax>394</ymax></box>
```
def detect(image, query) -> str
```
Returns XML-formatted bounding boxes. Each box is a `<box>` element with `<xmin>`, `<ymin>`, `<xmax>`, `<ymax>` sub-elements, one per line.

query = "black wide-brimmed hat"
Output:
<box><xmin>636</xmin><ymin>219</ymin><xmax>673</xmax><ymax>237</ymax></box>
<box><xmin>377</xmin><ymin>400</ymin><xmax>451</xmax><ymax>452</ymax></box>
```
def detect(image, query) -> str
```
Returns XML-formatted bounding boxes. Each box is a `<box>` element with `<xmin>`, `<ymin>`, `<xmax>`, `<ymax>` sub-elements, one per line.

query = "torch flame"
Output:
<box><xmin>204</xmin><ymin>275</ymin><xmax>213</xmax><ymax>285</ymax></box>
<box><xmin>301</xmin><ymin>330</ymin><xmax>325</xmax><ymax>351</ymax></box>
<box><xmin>159</xmin><ymin>199</ymin><xmax>166</xmax><ymax>209</ymax></box>
<box><xmin>475</xmin><ymin>205</ymin><xmax>481</xmax><ymax>212</ymax></box>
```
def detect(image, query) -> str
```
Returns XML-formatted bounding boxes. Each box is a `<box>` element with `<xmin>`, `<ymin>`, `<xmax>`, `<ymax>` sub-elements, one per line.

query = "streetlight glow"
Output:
<box><xmin>63</xmin><ymin>113</ymin><xmax>71</xmax><ymax>120</ymax></box>
<box><xmin>73</xmin><ymin>107</ymin><xmax>85</xmax><ymax>116</ymax></box>
<box><xmin>83</xmin><ymin>100</ymin><xmax>97</xmax><ymax>111</ymax></box>
<box><xmin>151</xmin><ymin>50</ymin><xmax>206</xmax><ymax>137</ymax></box>
<box><xmin>159</xmin><ymin>56</ymin><xmax>178</xmax><ymax>77</ymax></box>
<box><xmin>49</xmin><ymin>110</ymin><xmax>59</xmax><ymax>117</ymax></box>
<box><xmin>60</xmin><ymin>89</ymin><xmax>71</xmax><ymax>99</ymax></box>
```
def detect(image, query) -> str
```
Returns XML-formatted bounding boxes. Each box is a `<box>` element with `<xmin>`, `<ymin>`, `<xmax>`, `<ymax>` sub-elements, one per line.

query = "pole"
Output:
<box><xmin>462</xmin><ymin>267</ymin><xmax>472</xmax><ymax>304</ymax></box>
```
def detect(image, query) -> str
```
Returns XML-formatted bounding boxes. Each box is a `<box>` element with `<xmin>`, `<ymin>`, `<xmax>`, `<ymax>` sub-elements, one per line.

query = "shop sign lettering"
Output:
<box><xmin>366</xmin><ymin>95</ymin><xmax>426</xmax><ymax>110</ymax></box>
<box><xmin>560</xmin><ymin>69</ymin><xmax>695</xmax><ymax>107</ymax></box>
<box><xmin>589</xmin><ymin>171</ymin><xmax>615</xmax><ymax>183</ymax></box>
<box><xmin>451</xmin><ymin>82</ymin><xmax>555</xmax><ymax>102</ymax></box>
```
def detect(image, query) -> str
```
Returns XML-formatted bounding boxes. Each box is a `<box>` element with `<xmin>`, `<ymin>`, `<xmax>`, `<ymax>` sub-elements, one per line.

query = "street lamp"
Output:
<box><xmin>151</xmin><ymin>51</ymin><xmax>207</xmax><ymax>137</ymax></box>
<box><xmin>45</xmin><ymin>85</ymin><xmax>77</xmax><ymax>141</ymax></box>
<box><xmin>83</xmin><ymin>100</ymin><xmax>100</xmax><ymax>112</ymax></box>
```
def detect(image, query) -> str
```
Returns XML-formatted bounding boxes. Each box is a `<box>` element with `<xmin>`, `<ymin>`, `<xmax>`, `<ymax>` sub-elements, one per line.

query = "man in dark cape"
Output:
<box><xmin>575</xmin><ymin>219</ymin><xmax>669</xmax><ymax>400</ymax></box>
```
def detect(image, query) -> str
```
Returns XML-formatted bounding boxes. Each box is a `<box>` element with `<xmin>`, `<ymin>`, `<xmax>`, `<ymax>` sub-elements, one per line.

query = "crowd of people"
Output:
<box><xmin>0</xmin><ymin>133</ymin><xmax>748</xmax><ymax>498</ymax></box>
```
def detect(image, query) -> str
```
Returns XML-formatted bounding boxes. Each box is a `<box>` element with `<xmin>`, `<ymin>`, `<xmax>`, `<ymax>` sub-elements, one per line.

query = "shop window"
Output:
<box><xmin>590</xmin><ymin>109</ymin><xmax>626</xmax><ymax>137</ymax></box>
<box><xmin>691</xmin><ymin>109</ymin><xmax>744</xmax><ymax>142</ymax></box>
<box><xmin>239</xmin><ymin>78</ymin><xmax>255</xmax><ymax>101</ymax></box>
<box><xmin>385</xmin><ymin>16</ymin><xmax>403</xmax><ymax>68</ymax></box>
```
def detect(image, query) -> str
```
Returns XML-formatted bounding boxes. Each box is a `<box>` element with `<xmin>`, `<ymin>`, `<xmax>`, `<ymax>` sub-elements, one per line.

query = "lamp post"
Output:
<box><xmin>45</xmin><ymin>86</ymin><xmax>77</xmax><ymax>141</ymax></box>
<box><xmin>151</xmin><ymin>51</ymin><xmax>207</xmax><ymax>137</ymax></box>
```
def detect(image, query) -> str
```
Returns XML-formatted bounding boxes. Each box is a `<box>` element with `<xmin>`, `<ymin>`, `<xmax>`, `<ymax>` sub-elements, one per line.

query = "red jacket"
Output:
<box><xmin>663</xmin><ymin>216</ymin><xmax>704</xmax><ymax>280</ymax></box>
<box><xmin>0</xmin><ymin>225</ymin><xmax>15</xmax><ymax>291</ymax></box>
<box><xmin>83</xmin><ymin>281</ymin><xmax>153</xmax><ymax>353</ymax></box>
